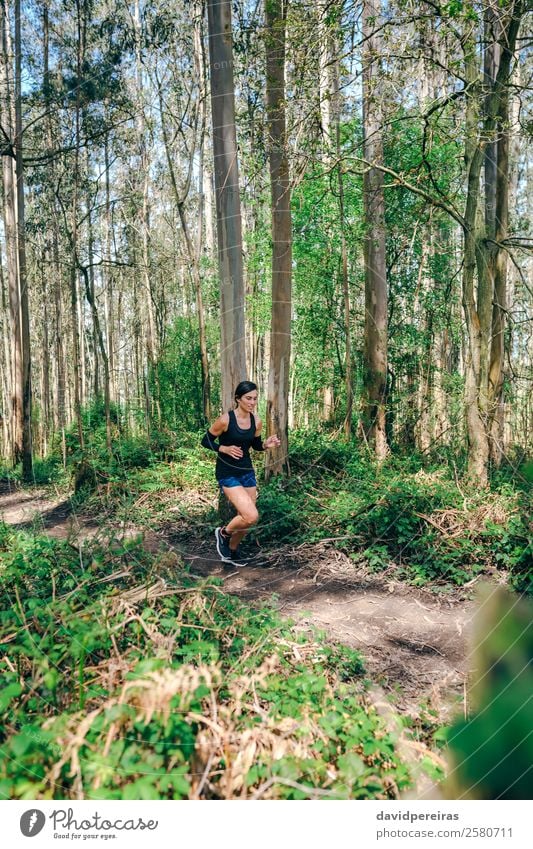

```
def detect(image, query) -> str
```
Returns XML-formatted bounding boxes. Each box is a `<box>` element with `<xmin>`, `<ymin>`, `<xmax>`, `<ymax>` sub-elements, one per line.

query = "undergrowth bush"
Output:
<box><xmin>70</xmin><ymin>428</ymin><xmax>529</xmax><ymax>590</ymax></box>
<box><xmin>10</xmin><ymin>422</ymin><xmax>530</xmax><ymax>590</ymax></box>
<box><xmin>0</xmin><ymin>525</ymin><xmax>421</xmax><ymax>800</ymax></box>
<box><xmin>239</xmin><ymin>434</ymin><xmax>528</xmax><ymax>587</ymax></box>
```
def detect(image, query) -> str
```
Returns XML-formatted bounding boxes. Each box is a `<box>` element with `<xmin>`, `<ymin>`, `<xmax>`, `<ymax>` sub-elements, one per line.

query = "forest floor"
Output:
<box><xmin>0</xmin><ymin>479</ymin><xmax>478</xmax><ymax>724</ymax></box>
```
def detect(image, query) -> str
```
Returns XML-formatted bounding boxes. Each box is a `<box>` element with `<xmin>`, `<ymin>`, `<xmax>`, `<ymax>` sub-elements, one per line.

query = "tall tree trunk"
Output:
<box><xmin>195</xmin><ymin>12</ymin><xmax>212</xmax><ymax>422</ymax></box>
<box><xmin>206</xmin><ymin>0</ymin><xmax>246</xmax><ymax>412</ymax></box>
<box><xmin>0</xmin><ymin>262</ymin><xmax>12</xmax><ymax>457</ymax></box>
<box><xmin>68</xmin><ymin>0</ymin><xmax>85</xmax><ymax>451</ymax></box>
<box><xmin>80</xmin><ymin>264</ymin><xmax>112</xmax><ymax>453</ymax></box>
<box><xmin>1</xmin><ymin>0</ymin><xmax>31</xmax><ymax>475</ymax></box>
<box><xmin>461</xmin><ymin>22</ymin><xmax>487</xmax><ymax>484</ymax></box>
<box><xmin>0</xmin><ymin>0</ymin><xmax>22</xmax><ymax>465</ymax></box>
<box><xmin>43</xmin><ymin>2</ymin><xmax>66</xmax><ymax>462</ymax></box>
<box><xmin>461</xmin><ymin>3</ymin><xmax>522</xmax><ymax>485</ymax></box>
<box><xmin>104</xmin><ymin>130</ymin><xmax>117</xmax><ymax>405</ymax></box>
<box><xmin>318</xmin><ymin>0</ymin><xmax>335</xmax><ymax>150</ymax></box>
<box><xmin>265</xmin><ymin>0</ymin><xmax>291</xmax><ymax>478</ymax></box>
<box><xmin>133</xmin><ymin>0</ymin><xmax>159</xmax><ymax>430</ymax></box>
<box><xmin>335</xmin><ymin>73</ymin><xmax>353</xmax><ymax>437</ymax></box>
<box><xmin>40</xmin><ymin>252</ymin><xmax>50</xmax><ymax>456</ymax></box>
<box><xmin>15</xmin><ymin>0</ymin><xmax>32</xmax><ymax>479</ymax></box>
<box><xmin>486</xmin><ymin>8</ymin><xmax>512</xmax><ymax>466</ymax></box>
<box><xmin>361</xmin><ymin>0</ymin><xmax>388</xmax><ymax>460</ymax></box>
<box><xmin>317</xmin><ymin>0</ymin><xmax>344</xmax><ymax>426</ymax></box>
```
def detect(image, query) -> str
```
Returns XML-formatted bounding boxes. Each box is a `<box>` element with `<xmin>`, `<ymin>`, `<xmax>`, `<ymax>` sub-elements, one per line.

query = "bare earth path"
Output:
<box><xmin>0</xmin><ymin>480</ymin><xmax>476</xmax><ymax>719</ymax></box>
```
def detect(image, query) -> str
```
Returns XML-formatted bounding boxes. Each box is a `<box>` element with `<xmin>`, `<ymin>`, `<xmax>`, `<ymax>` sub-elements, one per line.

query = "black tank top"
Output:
<box><xmin>215</xmin><ymin>410</ymin><xmax>256</xmax><ymax>480</ymax></box>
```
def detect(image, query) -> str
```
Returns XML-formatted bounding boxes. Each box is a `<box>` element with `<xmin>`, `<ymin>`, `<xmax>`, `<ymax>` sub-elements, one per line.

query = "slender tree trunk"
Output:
<box><xmin>43</xmin><ymin>3</ymin><xmax>66</xmax><ymax>460</ymax></box>
<box><xmin>68</xmin><ymin>0</ymin><xmax>85</xmax><ymax>451</ymax></box>
<box><xmin>461</xmin><ymin>3</ymin><xmax>522</xmax><ymax>484</ymax></box>
<box><xmin>264</xmin><ymin>0</ymin><xmax>291</xmax><ymax>478</ymax></box>
<box><xmin>80</xmin><ymin>264</ymin><xmax>112</xmax><ymax>453</ymax></box>
<box><xmin>206</xmin><ymin>0</ymin><xmax>246</xmax><ymax>411</ymax></box>
<box><xmin>195</xmin><ymin>12</ymin><xmax>212</xmax><ymax>421</ymax></box>
<box><xmin>318</xmin><ymin>0</ymin><xmax>336</xmax><ymax>149</ymax></box>
<box><xmin>133</xmin><ymin>0</ymin><xmax>159</xmax><ymax>429</ymax></box>
<box><xmin>40</xmin><ymin>253</ymin><xmax>50</xmax><ymax>455</ymax></box>
<box><xmin>104</xmin><ymin>131</ymin><xmax>117</xmax><ymax>405</ymax></box>
<box><xmin>335</xmin><ymin>84</ymin><xmax>353</xmax><ymax>437</ymax></box>
<box><xmin>0</xmin><ymin>262</ymin><xmax>12</xmax><ymax>457</ymax></box>
<box><xmin>0</xmin><ymin>0</ymin><xmax>22</xmax><ymax>465</ymax></box>
<box><xmin>14</xmin><ymin>0</ymin><xmax>32</xmax><ymax>479</ymax></box>
<box><xmin>361</xmin><ymin>0</ymin><xmax>388</xmax><ymax>460</ymax></box>
<box><xmin>318</xmin><ymin>0</ymin><xmax>337</xmax><ymax>421</ymax></box>
<box><xmin>203</xmin><ymin>159</ymin><xmax>216</xmax><ymax>258</ymax></box>
<box><xmin>486</xmin><ymin>9</ymin><xmax>511</xmax><ymax>466</ymax></box>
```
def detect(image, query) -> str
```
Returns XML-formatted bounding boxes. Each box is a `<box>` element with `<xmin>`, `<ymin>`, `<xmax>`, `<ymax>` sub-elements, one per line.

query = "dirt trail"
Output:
<box><xmin>0</xmin><ymin>480</ymin><xmax>476</xmax><ymax>719</ymax></box>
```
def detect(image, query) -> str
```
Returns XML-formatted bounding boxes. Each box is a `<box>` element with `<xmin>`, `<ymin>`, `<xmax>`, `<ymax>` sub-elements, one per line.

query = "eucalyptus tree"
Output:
<box><xmin>207</xmin><ymin>0</ymin><xmax>246</xmax><ymax>412</ymax></box>
<box><xmin>460</xmin><ymin>0</ymin><xmax>525</xmax><ymax>484</ymax></box>
<box><xmin>0</xmin><ymin>0</ymin><xmax>32</xmax><ymax>477</ymax></box>
<box><xmin>361</xmin><ymin>0</ymin><xmax>388</xmax><ymax>460</ymax></box>
<box><xmin>264</xmin><ymin>0</ymin><xmax>292</xmax><ymax>477</ymax></box>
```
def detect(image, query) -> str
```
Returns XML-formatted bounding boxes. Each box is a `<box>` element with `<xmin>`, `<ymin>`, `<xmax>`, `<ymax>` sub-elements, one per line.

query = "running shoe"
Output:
<box><xmin>230</xmin><ymin>547</ymin><xmax>250</xmax><ymax>565</ymax></box>
<box><xmin>215</xmin><ymin>527</ymin><xmax>232</xmax><ymax>563</ymax></box>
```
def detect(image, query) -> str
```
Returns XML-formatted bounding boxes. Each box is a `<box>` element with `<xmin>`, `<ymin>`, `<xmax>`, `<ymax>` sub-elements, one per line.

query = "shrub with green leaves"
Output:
<box><xmin>445</xmin><ymin>588</ymin><xmax>533</xmax><ymax>800</ymax></box>
<box><xmin>247</xmin><ymin>435</ymin><xmax>529</xmax><ymax>587</ymax></box>
<box><xmin>0</xmin><ymin>525</ymin><xmax>419</xmax><ymax>800</ymax></box>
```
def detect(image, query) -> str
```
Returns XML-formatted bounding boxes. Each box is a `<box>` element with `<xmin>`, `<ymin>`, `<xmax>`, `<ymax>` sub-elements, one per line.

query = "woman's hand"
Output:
<box><xmin>263</xmin><ymin>435</ymin><xmax>281</xmax><ymax>450</ymax></box>
<box><xmin>219</xmin><ymin>444</ymin><xmax>244</xmax><ymax>459</ymax></box>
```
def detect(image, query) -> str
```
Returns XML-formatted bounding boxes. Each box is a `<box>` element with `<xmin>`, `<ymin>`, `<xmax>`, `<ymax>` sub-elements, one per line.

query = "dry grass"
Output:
<box><xmin>43</xmin><ymin>650</ymin><xmax>433</xmax><ymax>800</ymax></box>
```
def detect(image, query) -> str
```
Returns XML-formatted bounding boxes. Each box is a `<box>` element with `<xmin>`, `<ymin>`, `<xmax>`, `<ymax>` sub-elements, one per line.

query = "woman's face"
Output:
<box><xmin>237</xmin><ymin>391</ymin><xmax>258</xmax><ymax>412</ymax></box>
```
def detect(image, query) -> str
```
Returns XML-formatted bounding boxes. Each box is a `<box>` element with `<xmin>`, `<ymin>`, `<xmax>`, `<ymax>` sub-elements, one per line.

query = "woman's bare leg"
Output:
<box><xmin>222</xmin><ymin>486</ymin><xmax>258</xmax><ymax>551</ymax></box>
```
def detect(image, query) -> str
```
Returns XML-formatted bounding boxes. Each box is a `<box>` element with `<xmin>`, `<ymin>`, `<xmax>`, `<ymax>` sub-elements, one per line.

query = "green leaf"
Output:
<box><xmin>0</xmin><ymin>682</ymin><xmax>22</xmax><ymax>711</ymax></box>
<box><xmin>337</xmin><ymin>753</ymin><xmax>366</xmax><ymax>780</ymax></box>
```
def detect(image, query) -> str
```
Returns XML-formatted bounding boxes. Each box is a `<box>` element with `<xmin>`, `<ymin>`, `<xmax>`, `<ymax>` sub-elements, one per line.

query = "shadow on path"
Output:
<box><xmin>0</xmin><ymin>480</ymin><xmax>475</xmax><ymax>718</ymax></box>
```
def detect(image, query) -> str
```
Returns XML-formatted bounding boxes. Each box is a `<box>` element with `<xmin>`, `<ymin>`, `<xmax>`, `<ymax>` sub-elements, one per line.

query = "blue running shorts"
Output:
<box><xmin>218</xmin><ymin>470</ymin><xmax>257</xmax><ymax>490</ymax></box>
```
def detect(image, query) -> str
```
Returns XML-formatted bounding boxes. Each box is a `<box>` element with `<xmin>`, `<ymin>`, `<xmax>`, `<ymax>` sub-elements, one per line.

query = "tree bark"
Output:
<box><xmin>486</xmin><ymin>8</ymin><xmax>512</xmax><ymax>466</ymax></box>
<box><xmin>461</xmin><ymin>3</ymin><xmax>523</xmax><ymax>484</ymax></box>
<box><xmin>0</xmin><ymin>0</ymin><xmax>22</xmax><ymax>465</ymax></box>
<box><xmin>43</xmin><ymin>3</ymin><xmax>66</xmax><ymax>462</ymax></box>
<box><xmin>15</xmin><ymin>0</ymin><xmax>32</xmax><ymax>479</ymax></box>
<box><xmin>335</xmin><ymin>75</ymin><xmax>353</xmax><ymax>437</ymax></box>
<box><xmin>361</xmin><ymin>0</ymin><xmax>388</xmax><ymax>461</ymax></box>
<box><xmin>206</xmin><ymin>0</ymin><xmax>247</xmax><ymax>412</ymax></box>
<box><xmin>133</xmin><ymin>0</ymin><xmax>159</xmax><ymax>429</ymax></box>
<box><xmin>264</xmin><ymin>0</ymin><xmax>291</xmax><ymax>478</ymax></box>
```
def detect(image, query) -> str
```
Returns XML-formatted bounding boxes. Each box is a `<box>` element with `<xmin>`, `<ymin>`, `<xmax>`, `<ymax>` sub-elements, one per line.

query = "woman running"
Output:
<box><xmin>201</xmin><ymin>381</ymin><xmax>281</xmax><ymax>563</ymax></box>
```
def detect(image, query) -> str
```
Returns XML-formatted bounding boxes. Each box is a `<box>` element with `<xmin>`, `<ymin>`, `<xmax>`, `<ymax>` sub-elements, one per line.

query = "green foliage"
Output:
<box><xmin>445</xmin><ymin>589</ymin><xmax>533</xmax><ymax>799</ymax></box>
<box><xmin>291</xmin><ymin>150</ymin><xmax>364</xmax><ymax>427</ymax></box>
<box><xmin>44</xmin><ymin>422</ymin><xmax>528</xmax><ymax>592</ymax></box>
<box><xmin>29</xmin><ymin>456</ymin><xmax>67</xmax><ymax>486</ymax></box>
<box><xmin>36</xmin><ymin>397</ymin><xmax>189</xmax><ymax>494</ymax></box>
<box><xmin>79</xmin><ymin>427</ymin><xmax>528</xmax><ymax>591</ymax></box>
<box><xmin>152</xmin><ymin>317</ymin><xmax>219</xmax><ymax>432</ymax></box>
<box><xmin>383</xmin><ymin>111</ymin><xmax>464</xmax><ymax>451</ymax></box>
<box><xmin>0</xmin><ymin>526</ymin><xmax>419</xmax><ymax>800</ymax></box>
<box><xmin>243</xmin><ymin>433</ymin><xmax>529</xmax><ymax>587</ymax></box>
<box><xmin>506</xmin><ymin>494</ymin><xmax>533</xmax><ymax>594</ymax></box>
